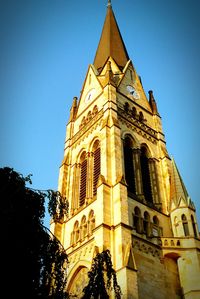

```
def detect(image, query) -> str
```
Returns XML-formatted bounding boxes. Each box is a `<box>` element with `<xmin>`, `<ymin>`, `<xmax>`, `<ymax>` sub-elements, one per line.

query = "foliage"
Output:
<box><xmin>0</xmin><ymin>167</ymin><xmax>69</xmax><ymax>299</ymax></box>
<box><xmin>48</xmin><ymin>190</ymin><xmax>69</xmax><ymax>221</ymax></box>
<box><xmin>82</xmin><ymin>249</ymin><xmax>122</xmax><ymax>299</ymax></box>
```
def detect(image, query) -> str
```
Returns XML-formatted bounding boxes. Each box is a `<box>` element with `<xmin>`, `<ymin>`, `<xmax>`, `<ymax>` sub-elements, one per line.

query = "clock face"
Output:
<box><xmin>126</xmin><ymin>85</ymin><xmax>140</xmax><ymax>99</ymax></box>
<box><xmin>84</xmin><ymin>88</ymin><xmax>96</xmax><ymax>103</ymax></box>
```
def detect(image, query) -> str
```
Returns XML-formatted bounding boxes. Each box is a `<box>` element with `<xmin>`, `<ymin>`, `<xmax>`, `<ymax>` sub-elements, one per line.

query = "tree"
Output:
<box><xmin>0</xmin><ymin>167</ymin><xmax>69</xmax><ymax>299</ymax></box>
<box><xmin>82</xmin><ymin>249</ymin><xmax>121</xmax><ymax>299</ymax></box>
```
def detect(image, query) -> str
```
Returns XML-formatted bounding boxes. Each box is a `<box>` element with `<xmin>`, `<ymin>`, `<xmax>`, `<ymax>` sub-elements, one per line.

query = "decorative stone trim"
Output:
<box><xmin>118</xmin><ymin>108</ymin><xmax>158</xmax><ymax>144</ymax></box>
<box><xmin>71</xmin><ymin>109</ymin><xmax>104</xmax><ymax>147</ymax></box>
<box><xmin>132</xmin><ymin>237</ymin><xmax>161</xmax><ymax>259</ymax></box>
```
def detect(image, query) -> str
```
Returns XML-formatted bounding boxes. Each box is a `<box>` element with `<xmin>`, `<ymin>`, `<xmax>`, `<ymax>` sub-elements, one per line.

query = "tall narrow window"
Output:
<box><xmin>93</xmin><ymin>140</ymin><xmax>101</xmax><ymax>197</ymax></box>
<box><xmin>124</xmin><ymin>136</ymin><xmax>136</xmax><ymax>194</ymax></box>
<box><xmin>74</xmin><ymin>221</ymin><xmax>80</xmax><ymax>244</ymax></box>
<box><xmin>81</xmin><ymin>216</ymin><xmax>87</xmax><ymax>240</ymax></box>
<box><xmin>140</xmin><ymin>146</ymin><xmax>153</xmax><ymax>203</ymax></box>
<box><xmin>143</xmin><ymin>211</ymin><xmax>150</xmax><ymax>237</ymax></box>
<box><xmin>88</xmin><ymin>210</ymin><xmax>95</xmax><ymax>236</ymax></box>
<box><xmin>152</xmin><ymin>215</ymin><xmax>160</xmax><ymax>237</ymax></box>
<box><xmin>139</xmin><ymin>111</ymin><xmax>144</xmax><ymax>122</ymax></box>
<box><xmin>182</xmin><ymin>214</ymin><xmax>189</xmax><ymax>236</ymax></box>
<box><xmin>79</xmin><ymin>152</ymin><xmax>87</xmax><ymax>207</ymax></box>
<box><xmin>133</xmin><ymin>207</ymin><xmax>142</xmax><ymax>233</ymax></box>
<box><xmin>191</xmin><ymin>215</ymin><xmax>198</xmax><ymax>238</ymax></box>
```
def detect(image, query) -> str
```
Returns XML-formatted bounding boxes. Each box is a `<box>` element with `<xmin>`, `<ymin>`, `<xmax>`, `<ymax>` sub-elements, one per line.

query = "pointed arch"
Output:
<box><xmin>140</xmin><ymin>145</ymin><xmax>153</xmax><ymax>203</ymax></box>
<box><xmin>181</xmin><ymin>214</ymin><xmax>189</xmax><ymax>236</ymax></box>
<box><xmin>79</xmin><ymin>151</ymin><xmax>88</xmax><ymax>207</ymax></box>
<box><xmin>143</xmin><ymin>211</ymin><xmax>151</xmax><ymax>237</ymax></box>
<box><xmin>123</xmin><ymin>135</ymin><xmax>136</xmax><ymax>195</ymax></box>
<box><xmin>88</xmin><ymin>210</ymin><xmax>95</xmax><ymax>236</ymax></box>
<box><xmin>67</xmin><ymin>265</ymin><xmax>89</xmax><ymax>297</ymax></box>
<box><xmin>152</xmin><ymin>215</ymin><xmax>160</xmax><ymax>236</ymax></box>
<box><xmin>131</xmin><ymin>106</ymin><xmax>137</xmax><ymax>118</ymax></box>
<box><xmin>139</xmin><ymin>111</ymin><xmax>144</xmax><ymax>122</ymax></box>
<box><xmin>74</xmin><ymin>221</ymin><xmax>80</xmax><ymax>244</ymax></box>
<box><xmin>133</xmin><ymin>207</ymin><xmax>142</xmax><ymax>233</ymax></box>
<box><xmin>81</xmin><ymin>215</ymin><xmax>87</xmax><ymax>240</ymax></box>
<box><xmin>191</xmin><ymin>215</ymin><xmax>198</xmax><ymax>238</ymax></box>
<box><xmin>92</xmin><ymin>139</ymin><xmax>101</xmax><ymax>197</ymax></box>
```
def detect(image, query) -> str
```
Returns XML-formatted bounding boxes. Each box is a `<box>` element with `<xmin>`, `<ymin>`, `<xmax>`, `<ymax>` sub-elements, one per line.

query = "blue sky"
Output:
<box><xmin>0</xmin><ymin>0</ymin><xmax>200</xmax><ymax>227</ymax></box>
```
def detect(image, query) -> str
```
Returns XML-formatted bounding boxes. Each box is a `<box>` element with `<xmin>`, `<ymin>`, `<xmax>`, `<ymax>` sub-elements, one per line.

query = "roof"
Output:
<box><xmin>170</xmin><ymin>158</ymin><xmax>194</xmax><ymax>209</ymax></box>
<box><xmin>93</xmin><ymin>4</ymin><xmax>129</xmax><ymax>71</ymax></box>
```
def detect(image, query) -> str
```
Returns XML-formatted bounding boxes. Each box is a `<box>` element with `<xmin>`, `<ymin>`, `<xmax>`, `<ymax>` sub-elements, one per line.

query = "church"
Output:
<box><xmin>50</xmin><ymin>1</ymin><xmax>200</xmax><ymax>298</ymax></box>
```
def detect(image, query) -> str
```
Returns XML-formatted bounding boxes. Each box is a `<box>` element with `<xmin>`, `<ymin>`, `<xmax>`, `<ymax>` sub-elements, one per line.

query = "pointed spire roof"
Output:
<box><xmin>93</xmin><ymin>2</ymin><xmax>129</xmax><ymax>71</ymax></box>
<box><xmin>170</xmin><ymin>158</ymin><xmax>194</xmax><ymax>209</ymax></box>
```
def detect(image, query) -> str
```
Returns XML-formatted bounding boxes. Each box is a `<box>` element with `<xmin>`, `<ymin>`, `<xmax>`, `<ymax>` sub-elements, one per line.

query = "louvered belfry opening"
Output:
<box><xmin>79</xmin><ymin>152</ymin><xmax>87</xmax><ymax>207</ymax></box>
<box><xmin>140</xmin><ymin>146</ymin><xmax>153</xmax><ymax>203</ymax></box>
<box><xmin>124</xmin><ymin>136</ymin><xmax>136</xmax><ymax>194</ymax></box>
<box><xmin>93</xmin><ymin>140</ymin><xmax>101</xmax><ymax>197</ymax></box>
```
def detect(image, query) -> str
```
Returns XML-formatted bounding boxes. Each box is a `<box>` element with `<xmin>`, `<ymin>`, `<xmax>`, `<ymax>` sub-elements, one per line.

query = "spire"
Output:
<box><xmin>107</xmin><ymin>0</ymin><xmax>112</xmax><ymax>7</ymax></box>
<box><xmin>170</xmin><ymin>158</ymin><xmax>194</xmax><ymax>209</ymax></box>
<box><xmin>93</xmin><ymin>2</ymin><xmax>129</xmax><ymax>71</ymax></box>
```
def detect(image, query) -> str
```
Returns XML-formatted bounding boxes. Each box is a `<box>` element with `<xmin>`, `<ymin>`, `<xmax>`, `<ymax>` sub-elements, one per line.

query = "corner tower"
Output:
<box><xmin>51</xmin><ymin>2</ymin><xmax>200</xmax><ymax>298</ymax></box>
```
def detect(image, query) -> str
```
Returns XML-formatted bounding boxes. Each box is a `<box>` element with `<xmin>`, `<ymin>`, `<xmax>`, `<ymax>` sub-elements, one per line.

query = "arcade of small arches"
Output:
<box><xmin>79</xmin><ymin>105</ymin><xmax>99</xmax><ymax>130</ymax></box>
<box><xmin>124</xmin><ymin>101</ymin><xmax>145</xmax><ymax>123</ymax></box>
<box><xmin>132</xmin><ymin>206</ymin><xmax>161</xmax><ymax>238</ymax></box>
<box><xmin>70</xmin><ymin>210</ymin><xmax>95</xmax><ymax>246</ymax></box>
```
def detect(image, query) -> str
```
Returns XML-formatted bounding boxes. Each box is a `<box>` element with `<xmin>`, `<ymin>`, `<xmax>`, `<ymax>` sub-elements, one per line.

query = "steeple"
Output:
<box><xmin>170</xmin><ymin>158</ymin><xmax>194</xmax><ymax>209</ymax></box>
<box><xmin>93</xmin><ymin>1</ymin><xmax>129</xmax><ymax>71</ymax></box>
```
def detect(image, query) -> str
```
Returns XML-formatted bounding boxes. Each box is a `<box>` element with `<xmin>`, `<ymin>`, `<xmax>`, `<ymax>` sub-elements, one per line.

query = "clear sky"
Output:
<box><xmin>0</xmin><ymin>0</ymin><xmax>200</xmax><ymax>228</ymax></box>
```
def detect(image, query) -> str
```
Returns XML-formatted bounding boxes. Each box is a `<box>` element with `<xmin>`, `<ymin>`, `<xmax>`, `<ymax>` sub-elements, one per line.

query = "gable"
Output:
<box><xmin>118</xmin><ymin>61</ymin><xmax>152</xmax><ymax>112</ymax></box>
<box><xmin>77</xmin><ymin>65</ymin><xmax>103</xmax><ymax>117</ymax></box>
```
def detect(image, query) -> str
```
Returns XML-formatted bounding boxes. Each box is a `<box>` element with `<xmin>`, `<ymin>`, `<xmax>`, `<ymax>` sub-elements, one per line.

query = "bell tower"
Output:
<box><xmin>51</xmin><ymin>2</ymin><xmax>200</xmax><ymax>298</ymax></box>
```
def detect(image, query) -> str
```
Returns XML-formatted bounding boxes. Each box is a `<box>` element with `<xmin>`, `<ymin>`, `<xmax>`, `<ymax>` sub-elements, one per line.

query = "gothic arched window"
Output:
<box><xmin>92</xmin><ymin>140</ymin><xmax>101</xmax><ymax>197</ymax></box>
<box><xmin>181</xmin><ymin>214</ymin><xmax>189</xmax><ymax>236</ymax></box>
<box><xmin>133</xmin><ymin>207</ymin><xmax>142</xmax><ymax>234</ymax></box>
<box><xmin>131</xmin><ymin>107</ymin><xmax>137</xmax><ymax>118</ymax></box>
<box><xmin>74</xmin><ymin>221</ymin><xmax>80</xmax><ymax>244</ymax></box>
<box><xmin>153</xmin><ymin>215</ymin><xmax>159</xmax><ymax>226</ymax></box>
<box><xmin>79</xmin><ymin>152</ymin><xmax>88</xmax><ymax>207</ymax></box>
<box><xmin>124</xmin><ymin>136</ymin><xmax>136</xmax><ymax>195</ymax></box>
<box><xmin>140</xmin><ymin>146</ymin><xmax>153</xmax><ymax>203</ymax></box>
<box><xmin>152</xmin><ymin>215</ymin><xmax>160</xmax><ymax>236</ymax></box>
<box><xmin>191</xmin><ymin>215</ymin><xmax>198</xmax><ymax>238</ymax></box>
<box><xmin>92</xmin><ymin>105</ymin><xmax>98</xmax><ymax>115</ymax></box>
<box><xmin>81</xmin><ymin>216</ymin><xmax>87</xmax><ymax>240</ymax></box>
<box><xmin>88</xmin><ymin>210</ymin><xmax>95</xmax><ymax>236</ymax></box>
<box><xmin>124</xmin><ymin>102</ymin><xmax>129</xmax><ymax>113</ymax></box>
<box><xmin>143</xmin><ymin>211</ymin><xmax>151</xmax><ymax>237</ymax></box>
<box><xmin>139</xmin><ymin>111</ymin><xmax>144</xmax><ymax>122</ymax></box>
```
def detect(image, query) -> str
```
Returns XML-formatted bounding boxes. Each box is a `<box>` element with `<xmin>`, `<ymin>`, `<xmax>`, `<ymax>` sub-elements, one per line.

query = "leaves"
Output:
<box><xmin>48</xmin><ymin>190</ymin><xmax>69</xmax><ymax>221</ymax></box>
<box><xmin>0</xmin><ymin>167</ymin><xmax>121</xmax><ymax>299</ymax></box>
<box><xmin>0</xmin><ymin>167</ymin><xmax>69</xmax><ymax>299</ymax></box>
<box><xmin>82</xmin><ymin>249</ymin><xmax>121</xmax><ymax>299</ymax></box>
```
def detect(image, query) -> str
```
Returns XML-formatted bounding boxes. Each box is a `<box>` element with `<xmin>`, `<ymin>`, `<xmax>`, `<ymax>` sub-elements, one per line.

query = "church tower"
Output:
<box><xmin>51</xmin><ymin>2</ymin><xmax>200</xmax><ymax>298</ymax></box>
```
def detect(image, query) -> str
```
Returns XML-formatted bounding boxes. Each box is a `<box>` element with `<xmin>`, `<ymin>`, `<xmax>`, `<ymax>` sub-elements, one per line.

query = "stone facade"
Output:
<box><xmin>50</xmin><ymin>3</ymin><xmax>200</xmax><ymax>298</ymax></box>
